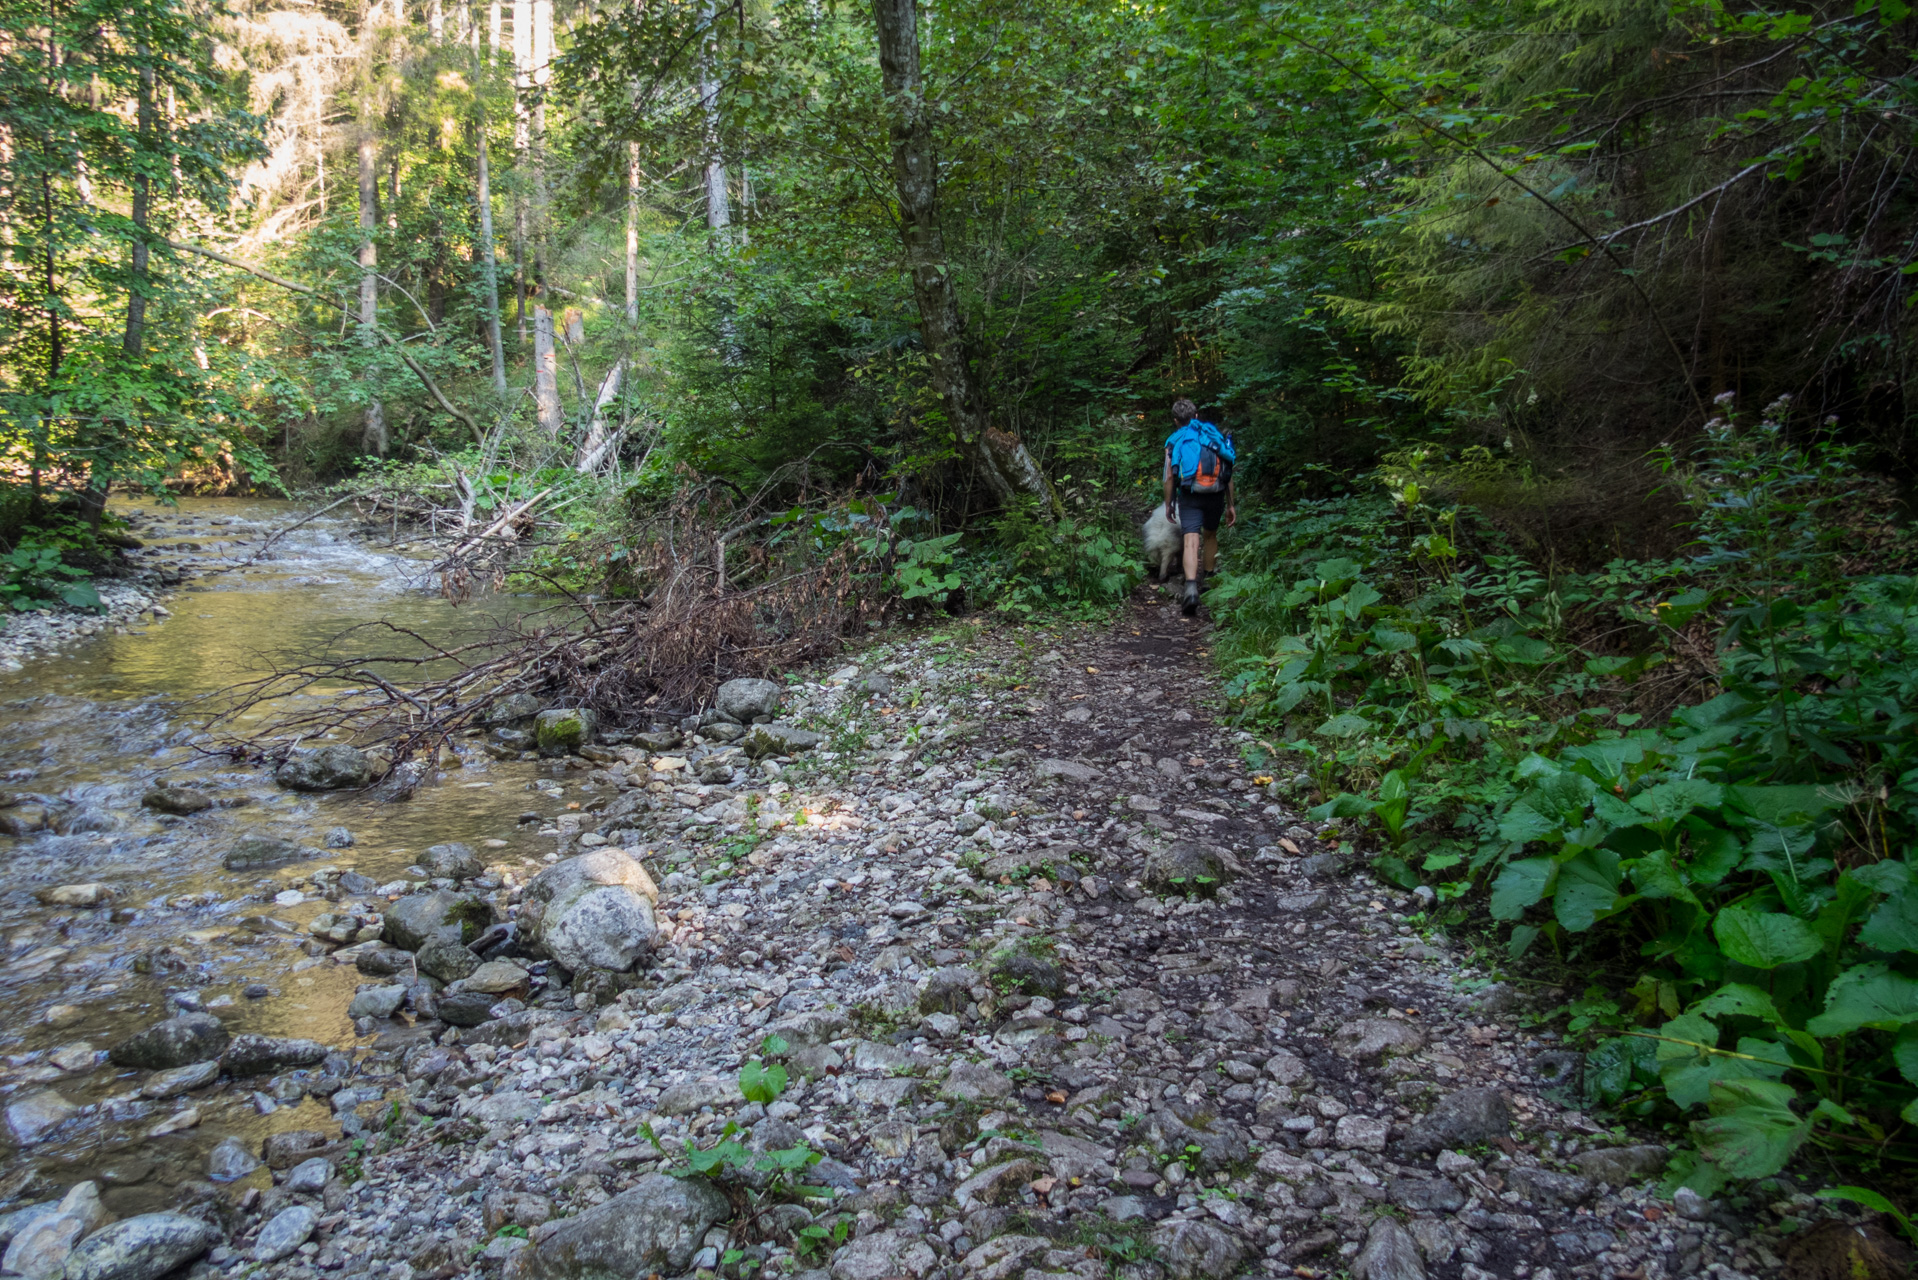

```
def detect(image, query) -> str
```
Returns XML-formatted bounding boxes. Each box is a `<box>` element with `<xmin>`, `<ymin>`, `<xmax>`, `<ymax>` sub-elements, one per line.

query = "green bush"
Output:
<box><xmin>1215</xmin><ymin>399</ymin><xmax>1918</xmax><ymax>1192</ymax></box>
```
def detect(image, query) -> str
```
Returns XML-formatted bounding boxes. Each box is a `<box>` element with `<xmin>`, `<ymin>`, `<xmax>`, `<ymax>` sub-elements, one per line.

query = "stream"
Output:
<box><xmin>0</xmin><ymin>498</ymin><xmax>567</xmax><ymax>1213</ymax></box>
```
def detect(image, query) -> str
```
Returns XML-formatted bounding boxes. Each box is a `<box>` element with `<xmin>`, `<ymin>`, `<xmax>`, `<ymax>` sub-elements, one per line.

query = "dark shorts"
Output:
<box><xmin>1177</xmin><ymin>491</ymin><xmax>1225</xmax><ymax>535</ymax></box>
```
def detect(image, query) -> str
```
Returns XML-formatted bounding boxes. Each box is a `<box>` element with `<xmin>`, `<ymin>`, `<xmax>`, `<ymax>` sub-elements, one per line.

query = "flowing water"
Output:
<box><xmin>0</xmin><ymin>498</ymin><xmax>567</xmax><ymax>1210</ymax></box>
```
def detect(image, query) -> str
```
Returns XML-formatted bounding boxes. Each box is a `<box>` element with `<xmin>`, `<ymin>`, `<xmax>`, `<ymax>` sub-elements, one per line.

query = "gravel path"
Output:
<box><xmin>55</xmin><ymin>590</ymin><xmax>1887</xmax><ymax>1280</ymax></box>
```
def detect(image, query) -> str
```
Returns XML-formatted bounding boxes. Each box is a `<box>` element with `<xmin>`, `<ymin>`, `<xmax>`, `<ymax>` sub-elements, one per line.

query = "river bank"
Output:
<box><xmin>0</xmin><ymin>510</ymin><xmax>1898</xmax><ymax>1280</ymax></box>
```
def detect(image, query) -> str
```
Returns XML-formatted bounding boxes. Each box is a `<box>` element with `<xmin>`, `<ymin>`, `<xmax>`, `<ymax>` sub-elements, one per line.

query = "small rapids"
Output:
<box><xmin>0</xmin><ymin>498</ymin><xmax>567</xmax><ymax>1211</ymax></box>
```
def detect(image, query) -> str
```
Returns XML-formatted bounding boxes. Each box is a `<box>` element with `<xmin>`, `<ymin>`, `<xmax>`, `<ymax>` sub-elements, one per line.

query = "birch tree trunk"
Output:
<box><xmin>488</xmin><ymin>0</ymin><xmax>501</xmax><ymax>61</ymax></box>
<box><xmin>533</xmin><ymin>304</ymin><xmax>562</xmax><ymax>434</ymax></box>
<box><xmin>574</xmin><ymin>358</ymin><xmax>625</xmax><ymax>471</ymax></box>
<box><xmin>475</xmin><ymin>117</ymin><xmax>507</xmax><ymax>396</ymax></box>
<box><xmin>358</xmin><ymin>101</ymin><xmax>387</xmax><ymax>456</ymax></box>
<box><xmin>512</xmin><ymin>0</ymin><xmax>531</xmax><ymax>336</ymax></box>
<box><xmin>428</xmin><ymin>0</ymin><xmax>443</xmax><ymax>40</ymax></box>
<box><xmin>698</xmin><ymin>0</ymin><xmax>729</xmax><ymax>240</ymax></box>
<box><xmin>869</xmin><ymin>0</ymin><xmax>1055</xmax><ymax>513</ymax></box>
<box><xmin>625</xmin><ymin>141</ymin><xmax>640</xmax><ymax>323</ymax></box>
<box><xmin>531</xmin><ymin>0</ymin><xmax>553</xmax><ymax>293</ymax></box>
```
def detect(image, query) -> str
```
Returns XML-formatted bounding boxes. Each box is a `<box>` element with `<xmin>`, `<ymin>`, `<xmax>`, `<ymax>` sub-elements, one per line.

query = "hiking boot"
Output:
<box><xmin>1181</xmin><ymin>579</ymin><xmax>1200</xmax><ymax>617</ymax></box>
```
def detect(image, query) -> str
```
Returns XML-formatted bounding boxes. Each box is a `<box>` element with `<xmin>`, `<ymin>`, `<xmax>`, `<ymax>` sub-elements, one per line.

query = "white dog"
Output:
<box><xmin>1142</xmin><ymin>504</ymin><xmax>1180</xmax><ymax>583</ymax></box>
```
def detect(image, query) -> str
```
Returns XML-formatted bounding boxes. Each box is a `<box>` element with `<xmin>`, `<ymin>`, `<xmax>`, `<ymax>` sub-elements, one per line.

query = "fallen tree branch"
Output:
<box><xmin>165</xmin><ymin>238</ymin><xmax>486</xmax><ymax>448</ymax></box>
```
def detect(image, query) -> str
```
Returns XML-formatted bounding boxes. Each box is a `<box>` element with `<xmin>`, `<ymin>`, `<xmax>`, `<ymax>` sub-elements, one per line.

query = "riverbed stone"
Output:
<box><xmin>1142</xmin><ymin>841</ymin><xmax>1233</xmax><ymax>893</ymax></box>
<box><xmin>275</xmin><ymin>743</ymin><xmax>375</xmax><ymax>791</ymax></box>
<box><xmin>484</xmin><ymin>692</ymin><xmax>544</xmax><ymax>727</ymax></box>
<box><xmin>347</xmin><ymin>984</ymin><xmax>407</xmax><ymax>1019</ymax></box>
<box><xmin>207</xmin><ymin>1136</ymin><xmax>262</xmax><ymax>1181</ymax></box>
<box><xmin>221</xmin><ymin>834</ymin><xmax>315</xmax><ymax>871</ymax></box>
<box><xmin>435</xmin><ymin>991</ymin><xmax>501</xmax><ymax>1027</ymax></box>
<box><xmin>715</xmin><ymin>678</ymin><xmax>783</xmax><ymax>723</ymax></box>
<box><xmin>61</xmin><ymin>1213</ymin><xmax>222</xmax><ymax>1280</ymax></box>
<box><xmin>830</xmin><ymin>1229</ymin><xmax>937</xmax><ymax>1280</ymax></box>
<box><xmin>221</xmin><ymin>1033</ymin><xmax>328</xmax><ymax>1077</ymax></box>
<box><xmin>140</xmin><ymin>1061</ymin><xmax>221</xmax><ymax>1099</ymax></box>
<box><xmin>417</xmin><ymin>938</ymin><xmax>481</xmax><ymax>983</ymax></box>
<box><xmin>4</xmin><ymin>1090</ymin><xmax>76</xmax><ymax>1145</ymax></box>
<box><xmin>2</xmin><ymin>1183</ymin><xmax>107</xmax><ymax>1280</ymax></box>
<box><xmin>422</xmin><ymin>842</ymin><xmax>484</xmax><ymax>879</ymax></box>
<box><xmin>520</xmin><ymin>849</ymin><xmax>660</xmax><ymax>973</ymax></box>
<box><xmin>513</xmin><ymin>1172</ymin><xmax>729</xmax><ymax>1280</ymax></box>
<box><xmin>1572</xmin><ymin>1143</ymin><xmax>1669</xmax><ymax>1185</ymax></box>
<box><xmin>33</xmin><ymin>883</ymin><xmax>113</xmax><ymax>907</ymax></box>
<box><xmin>740</xmin><ymin>723</ymin><xmax>824</xmax><ymax>759</ymax></box>
<box><xmin>355</xmin><ymin>945</ymin><xmax>414</xmax><ymax>976</ymax></box>
<box><xmin>462</xmin><ymin>959</ymin><xmax>530</xmax><ymax>993</ymax></box>
<box><xmin>282</xmin><ymin>1157</ymin><xmax>332</xmax><ymax>1193</ymax></box>
<box><xmin>109</xmin><ymin>1014</ymin><xmax>230</xmax><ymax>1070</ymax></box>
<box><xmin>382</xmin><ymin>888</ymin><xmax>492</xmax><ymax>951</ymax></box>
<box><xmin>535</xmin><ymin>708</ymin><xmax>597</xmax><ymax>755</ymax></box>
<box><xmin>253</xmin><ymin>1205</ymin><xmax>316</xmax><ymax>1262</ymax></box>
<box><xmin>141</xmin><ymin>786</ymin><xmax>212</xmax><ymax>816</ymax></box>
<box><xmin>262</xmin><ymin>1131</ymin><xmax>333</xmax><ymax>1169</ymax></box>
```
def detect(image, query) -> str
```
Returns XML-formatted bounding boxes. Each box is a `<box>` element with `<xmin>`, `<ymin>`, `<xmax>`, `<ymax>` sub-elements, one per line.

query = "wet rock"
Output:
<box><xmin>520</xmin><ymin>849</ymin><xmax>660</xmax><ymax>974</ymax></box>
<box><xmin>252</xmin><ymin>1205</ymin><xmax>316</xmax><ymax>1262</ymax></box>
<box><xmin>222</xmin><ymin>1034</ymin><xmax>327</xmax><ymax>1077</ymax></box>
<box><xmin>436</xmin><ymin>991</ymin><xmax>501</xmax><ymax>1027</ymax></box>
<box><xmin>417</xmin><ymin>939</ymin><xmax>480</xmax><ymax>983</ymax></box>
<box><xmin>830</xmin><ymin>1229</ymin><xmax>938</xmax><ymax>1280</ymax></box>
<box><xmin>513</xmin><ymin>1172</ymin><xmax>729</xmax><ymax>1280</ymax></box>
<box><xmin>140</xmin><ymin>1061</ymin><xmax>220</xmax><ymax>1099</ymax></box>
<box><xmin>1571</xmin><ymin>1143</ymin><xmax>1668</xmax><ymax>1185</ymax></box>
<box><xmin>484</xmin><ymin>693</ymin><xmax>544</xmax><ymax>728</ymax></box>
<box><xmin>534</xmin><ymin>708</ymin><xmax>597</xmax><ymax>756</ymax></box>
<box><xmin>1334</xmin><ymin>1017</ymin><xmax>1426</xmax><ymax>1062</ymax></box>
<box><xmin>715</xmin><ymin>678</ymin><xmax>783</xmax><ymax>723</ymax></box>
<box><xmin>422</xmin><ymin>842</ymin><xmax>484</xmax><ymax>879</ymax></box>
<box><xmin>275</xmin><ymin>744</ymin><xmax>374</xmax><ymax>791</ymax></box>
<box><xmin>1403</xmin><ymin>1087</ymin><xmax>1510</xmax><ymax>1154</ymax></box>
<box><xmin>1352</xmin><ymin>1216</ymin><xmax>1425</xmax><ymax>1280</ymax></box>
<box><xmin>207</xmin><ymin>1136</ymin><xmax>262</xmax><ymax>1181</ymax></box>
<box><xmin>221</xmin><ymin>835</ymin><xmax>315</xmax><ymax>871</ymax></box>
<box><xmin>740</xmin><ymin>723</ymin><xmax>824</xmax><ymax>759</ymax></box>
<box><xmin>323</xmin><ymin>826</ymin><xmax>355</xmax><ymax>848</ymax></box>
<box><xmin>4</xmin><ymin>1091</ymin><xmax>76</xmax><ymax>1145</ymax></box>
<box><xmin>382</xmin><ymin>888</ymin><xmax>493</xmax><ymax>951</ymax></box>
<box><xmin>282</xmin><ymin>1157</ymin><xmax>331</xmax><ymax>1194</ymax></box>
<box><xmin>61</xmin><ymin>1213</ymin><xmax>221</xmax><ymax>1280</ymax></box>
<box><xmin>109</xmin><ymin>1014</ymin><xmax>230</xmax><ymax>1070</ymax></box>
<box><xmin>141</xmin><ymin>786</ymin><xmax>212</xmax><ymax>816</ymax></box>
<box><xmin>34</xmin><ymin>883</ymin><xmax>112</xmax><ymax>907</ymax></box>
<box><xmin>1142</xmin><ymin>841</ymin><xmax>1233</xmax><ymax>893</ymax></box>
<box><xmin>262</xmin><ymin>1131</ymin><xmax>333</xmax><ymax>1169</ymax></box>
<box><xmin>347</xmin><ymin>984</ymin><xmax>406</xmax><ymax>1019</ymax></box>
<box><xmin>1151</xmin><ymin>1220</ymin><xmax>1244</xmax><ymax>1280</ymax></box>
<box><xmin>2</xmin><ymin>1183</ymin><xmax>107</xmax><ymax>1280</ymax></box>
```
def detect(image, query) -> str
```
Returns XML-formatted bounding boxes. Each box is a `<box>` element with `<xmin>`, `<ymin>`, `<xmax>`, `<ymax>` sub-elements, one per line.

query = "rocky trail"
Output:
<box><xmin>2</xmin><ymin>588</ymin><xmax>1887</xmax><ymax>1280</ymax></box>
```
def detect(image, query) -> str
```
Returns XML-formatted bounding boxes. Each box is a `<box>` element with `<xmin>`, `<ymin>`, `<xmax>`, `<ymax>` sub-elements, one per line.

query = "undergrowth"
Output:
<box><xmin>1213</xmin><ymin>396</ymin><xmax>1918</xmax><ymax>1197</ymax></box>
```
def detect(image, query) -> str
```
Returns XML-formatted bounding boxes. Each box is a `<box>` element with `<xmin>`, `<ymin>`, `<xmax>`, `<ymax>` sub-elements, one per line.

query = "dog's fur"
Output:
<box><xmin>1142</xmin><ymin>505</ymin><xmax>1180</xmax><ymax>582</ymax></box>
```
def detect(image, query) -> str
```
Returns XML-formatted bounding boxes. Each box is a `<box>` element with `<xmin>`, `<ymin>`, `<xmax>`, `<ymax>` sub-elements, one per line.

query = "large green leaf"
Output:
<box><xmin>1554</xmin><ymin>849</ymin><xmax>1624</xmax><ymax>931</ymax></box>
<box><xmin>1490</xmin><ymin>858</ymin><xmax>1555</xmax><ymax>921</ymax></box>
<box><xmin>1859</xmin><ymin>888</ymin><xmax>1918</xmax><ymax>953</ymax></box>
<box><xmin>1631</xmin><ymin>779</ymin><xmax>1725</xmax><ymax>826</ymax></box>
<box><xmin>1714</xmin><ymin>907</ymin><xmax>1821</xmax><ymax>969</ymax></box>
<box><xmin>1692</xmin><ymin>983</ymin><xmax>1786</xmax><ymax>1028</ymax></box>
<box><xmin>1691</xmin><ymin>1078</ymin><xmax>1812</xmax><ymax>1181</ymax></box>
<box><xmin>1894</xmin><ymin>1025</ymin><xmax>1918</xmax><ymax>1087</ymax></box>
<box><xmin>1806</xmin><ymin>962</ymin><xmax>1918</xmax><ymax>1036</ymax></box>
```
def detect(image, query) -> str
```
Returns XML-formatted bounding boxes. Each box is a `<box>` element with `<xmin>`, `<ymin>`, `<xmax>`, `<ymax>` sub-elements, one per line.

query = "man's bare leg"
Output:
<box><xmin>1181</xmin><ymin>532</ymin><xmax>1202</xmax><ymax>616</ymax></box>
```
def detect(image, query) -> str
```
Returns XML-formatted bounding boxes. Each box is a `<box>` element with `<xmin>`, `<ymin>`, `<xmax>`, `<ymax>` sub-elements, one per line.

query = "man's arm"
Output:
<box><xmin>1226</xmin><ymin>476</ymin><xmax>1237</xmax><ymax>527</ymax></box>
<box><xmin>1163</xmin><ymin>451</ymin><xmax>1176</xmax><ymax>518</ymax></box>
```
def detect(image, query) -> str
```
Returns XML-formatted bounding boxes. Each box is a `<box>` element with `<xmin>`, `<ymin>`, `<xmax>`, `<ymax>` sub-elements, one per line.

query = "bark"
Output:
<box><xmin>698</xmin><ymin>0</ymin><xmax>729</xmax><ymax>239</ymax></box>
<box><xmin>512</xmin><ymin>0</ymin><xmax>531</xmax><ymax>336</ymax></box>
<box><xmin>358</xmin><ymin>106</ymin><xmax>387</xmax><ymax>456</ymax></box>
<box><xmin>533</xmin><ymin>304</ymin><xmax>562</xmax><ymax>434</ymax></box>
<box><xmin>428</xmin><ymin>0</ymin><xmax>443</xmax><ymax>40</ymax></box>
<box><xmin>868</xmin><ymin>0</ymin><xmax>1055</xmax><ymax>514</ymax></box>
<box><xmin>475</xmin><ymin>117</ymin><xmax>507</xmax><ymax>396</ymax></box>
<box><xmin>488</xmin><ymin>0</ymin><xmax>501</xmax><ymax>60</ymax></box>
<box><xmin>625</xmin><ymin>141</ymin><xmax>640</xmax><ymax>323</ymax></box>
<box><xmin>530</xmin><ymin>0</ymin><xmax>553</xmax><ymax>294</ymax></box>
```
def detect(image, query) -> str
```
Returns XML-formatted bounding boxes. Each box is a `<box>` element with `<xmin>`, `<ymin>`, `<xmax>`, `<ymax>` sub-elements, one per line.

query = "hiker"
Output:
<box><xmin>1162</xmin><ymin>398</ymin><xmax>1236</xmax><ymax>617</ymax></box>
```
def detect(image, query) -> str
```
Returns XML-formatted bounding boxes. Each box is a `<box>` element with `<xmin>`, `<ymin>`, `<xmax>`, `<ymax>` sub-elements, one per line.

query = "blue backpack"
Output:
<box><xmin>1166</xmin><ymin>420</ymin><xmax>1235</xmax><ymax>494</ymax></box>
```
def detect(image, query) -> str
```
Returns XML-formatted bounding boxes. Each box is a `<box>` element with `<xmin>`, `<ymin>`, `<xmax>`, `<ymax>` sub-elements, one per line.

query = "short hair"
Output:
<box><xmin>1171</xmin><ymin>398</ymin><xmax>1197</xmax><ymax>422</ymax></box>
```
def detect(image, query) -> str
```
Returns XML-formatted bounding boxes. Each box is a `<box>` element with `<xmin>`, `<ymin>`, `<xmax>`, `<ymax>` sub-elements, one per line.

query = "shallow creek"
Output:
<box><xmin>0</xmin><ymin>498</ymin><xmax>569</xmax><ymax>1211</ymax></box>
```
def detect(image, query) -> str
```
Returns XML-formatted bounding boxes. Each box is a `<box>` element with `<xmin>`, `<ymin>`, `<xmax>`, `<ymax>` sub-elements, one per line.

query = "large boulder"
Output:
<box><xmin>714</xmin><ymin>678</ymin><xmax>782</xmax><ymax>724</ymax></box>
<box><xmin>109</xmin><ymin>1015</ymin><xmax>229</xmax><ymax>1070</ymax></box>
<box><xmin>381</xmin><ymin>889</ymin><xmax>494</xmax><ymax>952</ymax></box>
<box><xmin>514</xmin><ymin>1173</ymin><xmax>729</xmax><ymax>1280</ymax></box>
<box><xmin>2</xmin><ymin>1184</ymin><xmax>108</xmax><ymax>1280</ymax></box>
<box><xmin>274</xmin><ymin>744</ymin><xmax>374</xmax><ymax>791</ymax></box>
<box><xmin>62</xmin><ymin>1213</ymin><xmax>221</xmax><ymax>1280</ymax></box>
<box><xmin>520</xmin><ymin>849</ymin><xmax>660</xmax><ymax>974</ymax></box>
<box><xmin>483</xmin><ymin>693</ymin><xmax>545</xmax><ymax>728</ymax></box>
<box><xmin>421</xmin><ymin>842</ymin><xmax>484</xmax><ymax>879</ymax></box>
<box><xmin>534</xmin><ymin>708</ymin><xmax>597</xmax><ymax>756</ymax></box>
<box><xmin>222</xmin><ymin>835</ymin><xmax>316</xmax><ymax>871</ymax></box>
<box><xmin>221</xmin><ymin>1034</ymin><xmax>327</xmax><ymax>1077</ymax></box>
<box><xmin>739</xmin><ymin>723</ymin><xmax>824</xmax><ymax>760</ymax></box>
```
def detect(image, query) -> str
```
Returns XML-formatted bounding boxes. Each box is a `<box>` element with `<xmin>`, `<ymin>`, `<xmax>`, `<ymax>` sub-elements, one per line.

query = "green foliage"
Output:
<box><xmin>1216</xmin><ymin>399</ymin><xmax>1918</xmax><ymax>1190</ymax></box>
<box><xmin>0</xmin><ymin>543</ymin><xmax>101</xmax><ymax>613</ymax></box>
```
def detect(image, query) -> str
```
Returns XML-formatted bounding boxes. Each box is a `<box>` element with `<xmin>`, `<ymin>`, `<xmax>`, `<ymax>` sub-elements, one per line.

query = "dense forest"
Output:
<box><xmin>6</xmin><ymin>0</ymin><xmax>1918</xmax><ymax>1212</ymax></box>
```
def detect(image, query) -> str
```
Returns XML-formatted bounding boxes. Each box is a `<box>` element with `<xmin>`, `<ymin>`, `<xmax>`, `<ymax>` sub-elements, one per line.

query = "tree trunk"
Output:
<box><xmin>533</xmin><ymin>304</ymin><xmax>562</xmax><ymax>434</ymax></box>
<box><xmin>358</xmin><ymin>108</ymin><xmax>387</xmax><ymax>456</ymax></box>
<box><xmin>530</xmin><ymin>0</ymin><xmax>553</xmax><ymax>296</ymax></box>
<box><xmin>698</xmin><ymin>0</ymin><xmax>730</xmax><ymax>241</ymax></box>
<box><xmin>868</xmin><ymin>0</ymin><xmax>1055</xmax><ymax>514</ymax></box>
<box><xmin>574</xmin><ymin>358</ymin><xmax>625</xmax><ymax>471</ymax></box>
<box><xmin>512</xmin><ymin>0</ymin><xmax>531</xmax><ymax>337</ymax></box>
<box><xmin>625</xmin><ymin>140</ymin><xmax>640</xmax><ymax>323</ymax></box>
<box><xmin>488</xmin><ymin>0</ymin><xmax>501</xmax><ymax>61</ymax></box>
<box><xmin>429</xmin><ymin>0</ymin><xmax>443</xmax><ymax>40</ymax></box>
<box><xmin>475</xmin><ymin>117</ymin><xmax>507</xmax><ymax>396</ymax></box>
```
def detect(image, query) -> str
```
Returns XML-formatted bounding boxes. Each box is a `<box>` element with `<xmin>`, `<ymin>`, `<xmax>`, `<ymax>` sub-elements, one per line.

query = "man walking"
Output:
<box><xmin>1162</xmin><ymin>398</ymin><xmax>1236</xmax><ymax>617</ymax></box>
